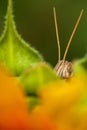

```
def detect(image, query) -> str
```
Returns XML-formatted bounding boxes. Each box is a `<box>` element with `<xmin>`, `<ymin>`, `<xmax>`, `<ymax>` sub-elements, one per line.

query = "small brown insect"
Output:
<box><xmin>53</xmin><ymin>7</ymin><xmax>83</xmax><ymax>78</ymax></box>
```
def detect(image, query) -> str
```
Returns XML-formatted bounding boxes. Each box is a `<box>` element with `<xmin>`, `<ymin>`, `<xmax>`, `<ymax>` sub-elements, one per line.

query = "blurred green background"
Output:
<box><xmin>0</xmin><ymin>0</ymin><xmax>87</xmax><ymax>67</ymax></box>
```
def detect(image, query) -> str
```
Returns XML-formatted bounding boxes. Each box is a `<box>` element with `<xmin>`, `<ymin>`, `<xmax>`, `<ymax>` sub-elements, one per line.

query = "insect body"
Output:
<box><xmin>53</xmin><ymin>7</ymin><xmax>83</xmax><ymax>78</ymax></box>
<box><xmin>55</xmin><ymin>60</ymin><xmax>73</xmax><ymax>78</ymax></box>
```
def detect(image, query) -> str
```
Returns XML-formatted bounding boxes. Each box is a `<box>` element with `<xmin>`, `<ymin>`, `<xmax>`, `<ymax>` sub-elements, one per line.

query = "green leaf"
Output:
<box><xmin>20</xmin><ymin>62</ymin><xmax>58</xmax><ymax>109</ymax></box>
<box><xmin>0</xmin><ymin>0</ymin><xmax>42</xmax><ymax>76</ymax></box>
<box><xmin>20</xmin><ymin>62</ymin><xmax>58</xmax><ymax>96</ymax></box>
<box><xmin>27</xmin><ymin>97</ymin><xmax>41</xmax><ymax>111</ymax></box>
<box><xmin>73</xmin><ymin>55</ymin><xmax>87</xmax><ymax>75</ymax></box>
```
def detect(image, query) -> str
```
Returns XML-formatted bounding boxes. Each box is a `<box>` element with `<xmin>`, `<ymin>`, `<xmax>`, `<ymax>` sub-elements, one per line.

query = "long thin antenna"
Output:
<box><xmin>53</xmin><ymin>7</ymin><xmax>61</xmax><ymax>61</ymax></box>
<box><xmin>63</xmin><ymin>9</ymin><xmax>83</xmax><ymax>61</ymax></box>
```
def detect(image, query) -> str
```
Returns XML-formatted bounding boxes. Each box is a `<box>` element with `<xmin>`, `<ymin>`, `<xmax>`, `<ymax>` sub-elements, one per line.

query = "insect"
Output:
<box><xmin>53</xmin><ymin>7</ymin><xmax>83</xmax><ymax>79</ymax></box>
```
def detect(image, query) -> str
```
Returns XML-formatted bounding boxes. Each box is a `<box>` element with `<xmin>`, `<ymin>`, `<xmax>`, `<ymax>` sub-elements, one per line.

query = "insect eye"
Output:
<box><xmin>67</xmin><ymin>63</ymin><xmax>73</xmax><ymax>75</ymax></box>
<box><xmin>67</xmin><ymin>63</ymin><xmax>71</xmax><ymax>69</ymax></box>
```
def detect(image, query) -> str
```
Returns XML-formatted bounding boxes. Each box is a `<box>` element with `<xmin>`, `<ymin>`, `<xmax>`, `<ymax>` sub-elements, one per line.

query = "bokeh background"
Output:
<box><xmin>0</xmin><ymin>0</ymin><xmax>87</xmax><ymax>67</ymax></box>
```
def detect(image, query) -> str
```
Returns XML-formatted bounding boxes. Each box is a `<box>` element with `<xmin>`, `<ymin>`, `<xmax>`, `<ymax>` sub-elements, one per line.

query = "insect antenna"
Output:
<box><xmin>63</xmin><ymin>9</ymin><xmax>83</xmax><ymax>61</ymax></box>
<box><xmin>53</xmin><ymin>7</ymin><xmax>61</xmax><ymax>61</ymax></box>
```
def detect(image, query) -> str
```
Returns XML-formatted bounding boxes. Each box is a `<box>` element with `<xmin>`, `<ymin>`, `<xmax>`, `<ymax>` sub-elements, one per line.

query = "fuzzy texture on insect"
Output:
<box><xmin>53</xmin><ymin>7</ymin><xmax>83</xmax><ymax>79</ymax></box>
